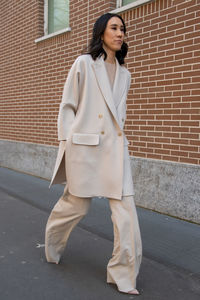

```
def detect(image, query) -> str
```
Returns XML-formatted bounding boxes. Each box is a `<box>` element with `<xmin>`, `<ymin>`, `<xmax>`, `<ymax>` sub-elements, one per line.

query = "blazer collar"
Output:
<box><xmin>92</xmin><ymin>56</ymin><xmax>127</xmax><ymax>127</ymax></box>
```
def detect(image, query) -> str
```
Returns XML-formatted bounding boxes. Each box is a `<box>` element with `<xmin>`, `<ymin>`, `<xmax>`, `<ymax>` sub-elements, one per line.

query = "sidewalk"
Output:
<box><xmin>0</xmin><ymin>167</ymin><xmax>200</xmax><ymax>300</ymax></box>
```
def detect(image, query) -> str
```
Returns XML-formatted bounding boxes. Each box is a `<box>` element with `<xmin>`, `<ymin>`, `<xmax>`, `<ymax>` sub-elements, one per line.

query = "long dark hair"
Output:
<box><xmin>83</xmin><ymin>13</ymin><xmax>128</xmax><ymax>65</ymax></box>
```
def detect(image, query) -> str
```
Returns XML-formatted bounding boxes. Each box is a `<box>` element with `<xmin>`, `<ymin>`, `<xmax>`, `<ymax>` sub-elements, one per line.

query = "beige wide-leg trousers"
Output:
<box><xmin>45</xmin><ymin>187</ymin><xmax>142</xmax><ymax>293</ymax></box>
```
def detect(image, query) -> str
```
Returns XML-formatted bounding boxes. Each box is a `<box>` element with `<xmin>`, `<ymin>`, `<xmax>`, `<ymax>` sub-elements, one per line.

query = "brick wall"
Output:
<box><xmin>123</xmin><ymin>0</ymin><xmax>200</xmax><ymax>164</ymax></box>
<box><xmin>1</xmin><ymin>0</ymin><xmax>200</xmax><ymax>164</ymax></box>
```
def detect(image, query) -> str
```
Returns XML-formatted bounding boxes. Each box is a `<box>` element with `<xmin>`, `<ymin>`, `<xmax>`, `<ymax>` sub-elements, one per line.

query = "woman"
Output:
<box><xmin>45</xmin><ymin>13</ymin><xmax>142</xmax><ymax>295</ymax></box>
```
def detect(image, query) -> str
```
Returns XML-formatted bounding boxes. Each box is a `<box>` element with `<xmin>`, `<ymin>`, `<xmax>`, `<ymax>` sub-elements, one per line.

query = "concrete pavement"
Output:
<box><xmin>0</xmin><ymin>167</ymin><xmax>200</xmax><ymax>300</ymax></box>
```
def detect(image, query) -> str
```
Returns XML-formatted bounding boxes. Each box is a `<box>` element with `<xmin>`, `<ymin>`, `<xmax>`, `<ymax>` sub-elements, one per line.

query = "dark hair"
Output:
<box><xmin>83</xmin><ymin>13</ymin><xmax>128</xmax><ymax>65</ymax></box>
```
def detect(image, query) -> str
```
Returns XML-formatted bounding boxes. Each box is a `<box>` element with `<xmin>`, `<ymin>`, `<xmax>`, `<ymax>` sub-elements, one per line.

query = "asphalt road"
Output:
<box><xmin>0</xmin><ymin>167</ymin><xmax>200</xmax><ymax>300</ymax></box>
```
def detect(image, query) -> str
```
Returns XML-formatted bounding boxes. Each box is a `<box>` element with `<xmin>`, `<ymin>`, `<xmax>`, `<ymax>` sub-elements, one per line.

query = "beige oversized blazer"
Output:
<box><xmin>50</xmin><ymin>54</ymin><xmax>134</xmax><ymax>200</ymax></box>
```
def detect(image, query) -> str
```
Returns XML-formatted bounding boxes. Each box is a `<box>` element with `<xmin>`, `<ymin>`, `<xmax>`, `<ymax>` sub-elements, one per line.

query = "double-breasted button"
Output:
<box><xmin>101</xmin><ymin>131</ymin><xmax>105</xmax><ymax>135</ymax></box>
<box><xmin>98</xmin><ymin>114</ymin><xmax>103</xmax><ymax>119</ymax></box>
<box><xmin>118</xmin><ymin>132</ymin><xmax>122</xmax><ymax>136</ymax></box>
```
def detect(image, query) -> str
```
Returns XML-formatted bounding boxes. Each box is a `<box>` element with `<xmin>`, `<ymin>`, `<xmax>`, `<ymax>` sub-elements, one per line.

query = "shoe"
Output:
<box><xmin>128</xmin><ymin>289</ymin><xmax>140</xmax><ymax>295</ymax></box>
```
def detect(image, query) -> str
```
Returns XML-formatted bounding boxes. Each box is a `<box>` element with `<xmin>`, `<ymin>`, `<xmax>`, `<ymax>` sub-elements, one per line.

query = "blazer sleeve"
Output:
<box><xmin>123</xmin><ymin>70</ymin><xmax>131</xmax><ymax>122</ymax></box>
<box><xmin>57</xmin><ymin>57</ymin><xmax>82</xmax><ymax>141</ymax></box>
<box><xmin>127</xmin><ymin>70</ymin><xmax>131</xmax><ymax>92</ymax></box>
<box><xmin>123</xmin><ymin>71</ymin><xmax>131</xmax><ymax>146</ymax></box>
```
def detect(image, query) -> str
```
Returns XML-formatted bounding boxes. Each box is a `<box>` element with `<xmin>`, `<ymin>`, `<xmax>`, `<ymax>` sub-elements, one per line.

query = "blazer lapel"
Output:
<box><xmin>112</xmin><ymin>60</ymin><xmax>127</xmax><ymax>108</ymax></box>
<box><xmin>92</xmin><ymin>56</ymin><xmax>120</xmax><ymax>125</ymax></box>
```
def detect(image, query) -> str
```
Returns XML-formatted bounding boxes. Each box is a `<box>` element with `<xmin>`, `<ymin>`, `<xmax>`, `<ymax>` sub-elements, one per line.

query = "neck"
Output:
<box><xmin>103</xmin><ymin>45</ymin><xmax>116</xmax><ymax>64</ymax></box>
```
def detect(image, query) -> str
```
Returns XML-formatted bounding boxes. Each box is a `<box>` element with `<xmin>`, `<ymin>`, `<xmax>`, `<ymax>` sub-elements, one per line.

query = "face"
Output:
<box><xmin>101</xmin><ymin>17</ymin><xmax>125</xmax><ymax>53</ymax></box>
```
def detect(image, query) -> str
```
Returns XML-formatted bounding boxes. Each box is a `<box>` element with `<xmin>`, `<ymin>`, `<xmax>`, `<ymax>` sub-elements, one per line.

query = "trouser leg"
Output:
<box><xmin>45</xmin><ymin>186</ymin><xmax>91</xmax><ymax>263</ymax></box>
<box><xmin>107</xmin><ymin>196</ymin><xmax>142</xmax><ymax>293</ymax></box>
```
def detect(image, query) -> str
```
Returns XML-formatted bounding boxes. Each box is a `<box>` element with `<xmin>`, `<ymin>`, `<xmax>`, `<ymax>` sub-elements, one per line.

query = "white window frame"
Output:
<box><xmin>113</xmin><ymin>0</ymin><xmax>153</xmax><ymax>13</ymax></box>
<box><xmin>35</xmin><ymin>0</ymin><xmax>71</xmax><ymax>43</ymax></box>
<box><xmin>44</xmin><ymin>0</ymin><xmax>49</xmax><ymax>36</ymax></box>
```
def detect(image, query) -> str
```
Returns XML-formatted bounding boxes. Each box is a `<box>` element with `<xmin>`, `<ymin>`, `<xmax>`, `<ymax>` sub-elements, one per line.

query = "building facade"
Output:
<box><xmin>1</xmin><ymin>0</ymin><xmax>200</xmax><ymax>223</ymax></box>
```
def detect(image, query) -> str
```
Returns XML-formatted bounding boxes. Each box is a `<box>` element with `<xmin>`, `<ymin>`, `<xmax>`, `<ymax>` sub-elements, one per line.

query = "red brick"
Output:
<box><xmin>156</xmin><ymin>115</ymin><xmax>172</xmax><ymax>120</ymax></box>
<box><xmin>189</xmin><ymin>152</ymin><xmax>200</xmax><ymax>159</ymax></box>
<box><xmin>155</xmin><ymin>137</ymin><xmax>170</xmax><ymax>143</ymax></box>
<box><xmin>163</xmin><ymin>120</ymin><xmax>180</xmax><ymax>126</ymax></box>
<box><xmin>181</xmin><ymin>133</ymin><xmax>199</xmax><ymax>139</ymax></box>
<box><xmin>182</xmin><ymin>96</ymin><xmax>200</xmax><ymax>102</ymax></box>
<box><xmin>172</xmin><ymin>115</ymin><xmax>190</xmax><ymax>120</ymax></box>
<box><xmin>172</xmin><ymin>139</ymin><xmax>189</xmax><ymax>145</ymax></box>
<box><xmin>189</xmin><ymin>127</ymin><xmax>200</xmax><ymax>133</ymax></box>
<box><xmin>163</xmin><ymin>132</ymin><xmax>179</xmax><ymax>138</ymax></box>
<box><xmin>179</xmin><ymin>157</ymin><xmax>198</xmax><ymax>164</ymax></box>
<box><xmin>191</xmin><ymin>101</ymin><xmax>200</xmax><ymax>107</ymax></box>
<box><xmin>180</xmin><ymin>145</ymin><xmax>198</xmax><ymax>152</ymax></box>
<box><xmin>147</xmin><ymin>131</ymin><xmax>162</xmax><ymax>137</ymax></box>
<box><xmin>162</xmin><ymin>155</ymin><xmax>179</xmax><ymax>162</ymax></box>
<box><xmin>191</xmin><ymin>115</ymin><xmax>200</xmax><ymax>120</ymax></box>
<box><xmin>171</xmin><ymin>150</ymin><xmax>188</xmax><ymax>157</ymax></box>
<box><xmin>172</xmin><ymin>127</ymin><xmax>189</xmax><ymax>133</ymax></box>
<box><xmin>155</xmin><ymin>149</ymin><xmax>171</xmax><ymax>155</ymax></box>
<box><xmin>176</xmin><ymin>25</ymin><xmax>196</xmax><ymax>36</ymax></box>
<box><xmin>140</xmin><ymin>136</ymin><xmax>154</xmax><ymax>142</ymax></box>
<box><xmin>181</xmin><ymin>121</ymin><xmax>199</xmax><ymax>126</ymax></box>
<box><xmin>190</xmin><ymin>140</ymin><xmax>200</xmax><ymax>146</ymax></box>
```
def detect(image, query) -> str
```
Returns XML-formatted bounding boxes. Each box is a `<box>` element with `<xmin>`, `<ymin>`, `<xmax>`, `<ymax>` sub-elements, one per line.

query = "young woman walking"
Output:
<box><xmin>45</xmin><ymin>13</ymin><xmax>142</xmax><ymax>295</ymax></box>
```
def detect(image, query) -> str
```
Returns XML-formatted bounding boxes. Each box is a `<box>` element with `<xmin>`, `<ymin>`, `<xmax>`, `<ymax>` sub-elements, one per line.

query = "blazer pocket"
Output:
<box><xmin>72</xmin><ymin>133</ymin><xmax>99</xmax><ymax>145</ymax></box>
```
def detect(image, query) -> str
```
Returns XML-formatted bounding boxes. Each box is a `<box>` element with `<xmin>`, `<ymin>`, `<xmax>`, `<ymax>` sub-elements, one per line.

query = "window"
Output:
<box><xmin>116</xmin><ymin>0</ymin><xmax>152</xmax><ymax>10</ymax></box>
<box><xmin>119</xmin><ymin>0</ymin><xmax>138</xmax><ymax>6</ymax></box>
<box><xmin>35</xmin><ymin>0</ymin><xmax>70</xmax><ymax>42</ymax></box>
<box><xmin>45</xmin><ymin>0</ymin><xmax>69</xmax><ymax>35</ymax></box>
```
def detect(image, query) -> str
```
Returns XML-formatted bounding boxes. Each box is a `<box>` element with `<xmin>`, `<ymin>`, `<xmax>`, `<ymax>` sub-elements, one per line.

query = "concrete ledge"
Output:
<box><xmin>0</xmin><ymin>139</ymin><xmax>57</xmax><ymax>180</ymax></box>
<box><xmin>132</xmin><ymin>157</ymin><xmax>200</xmax><ymax>224</ymax></box>
<box><xmin>1</xmin><ymin>139</ymin><xmax>200</xmax><ymax>223</ymax></box>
